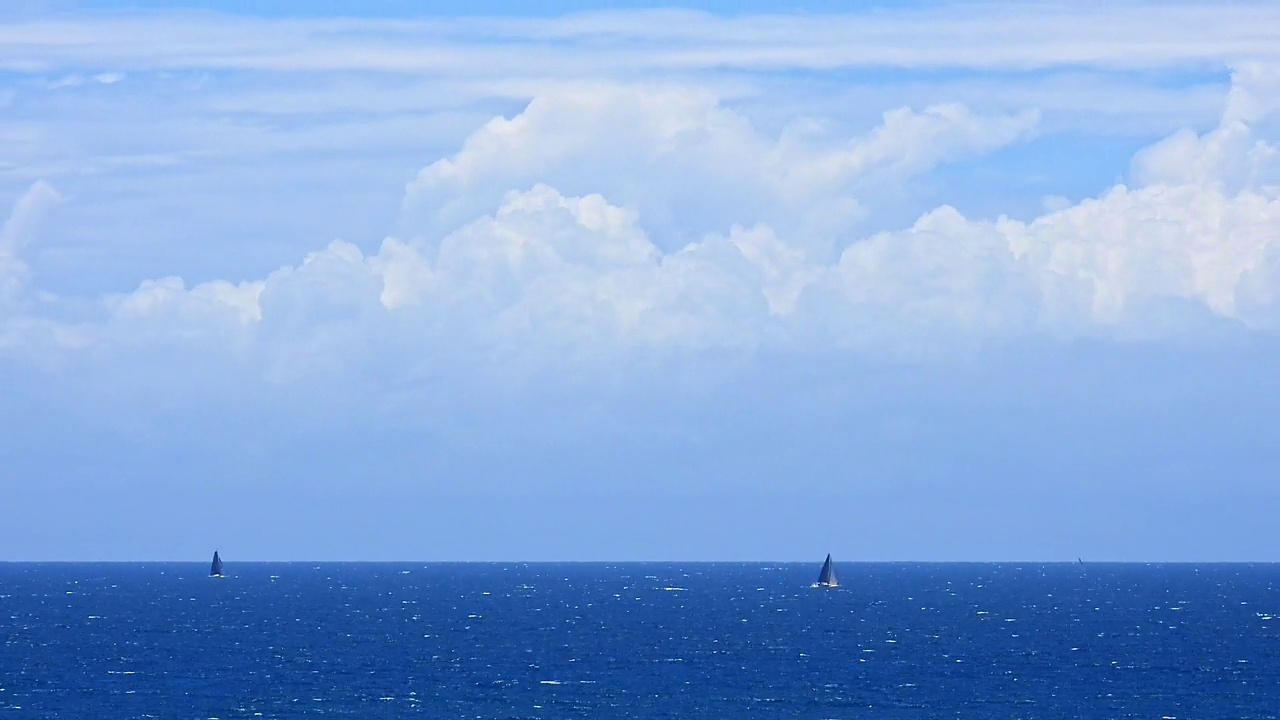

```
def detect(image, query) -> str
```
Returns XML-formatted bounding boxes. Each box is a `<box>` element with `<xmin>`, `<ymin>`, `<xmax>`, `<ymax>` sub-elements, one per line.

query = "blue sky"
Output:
<box><xmin>2</xmin><ymin>1</ymin><xmax>1280</xmax><ymax>561</ymax></box>
<box><xmin>14</xmin><ymin>0</ymin><xmax>932</xmax><ymax>17</ymax></box>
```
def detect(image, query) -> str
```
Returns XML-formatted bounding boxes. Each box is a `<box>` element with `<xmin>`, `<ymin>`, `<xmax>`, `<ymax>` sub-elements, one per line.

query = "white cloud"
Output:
<box><xmin>109</xmin><ymin>275</ymin><xmax>263</xmax><ymax>328</ymax></box>
<box><xmin>84</xmin><ymin>167</ymin><xmax>1280</xmax><ymax>379</ymax></box>
<box><xmin>0</xmin><ymin>25</ymin><xmax>1278</xmax><ymax>393</ymax></box>
<box><xmin>1</xmin><ymin>4</ymin><xmax>1256</xmax><ymax>296</ymax></box>
<box><xmin>1</xmin><ymin>179</ymin><xmax>61</xmax><ymax>302</ymax></box>
<box><xmin>404</xmin><ymin>85</ymin><xmax>1037</xmax><ymax>248</ymax></box>
<box><xmin>814</xmin><ymin>183</ymin><xmax>1280</xmax><ymax>348</ymax></box>
<box><xmin>1131</xmin><ymin>65</ymin><xmax>1280</xmax><ymax>191</ymax></box>
<box><xmin>4</xmin><ymin>6</ymin><xmax>1280</xmax><ymax>75</ymax></box>
<box><xmin>1131</xmin><ymin>116</ymin><xmax>1271</xmax><ymax>191</ymax></box>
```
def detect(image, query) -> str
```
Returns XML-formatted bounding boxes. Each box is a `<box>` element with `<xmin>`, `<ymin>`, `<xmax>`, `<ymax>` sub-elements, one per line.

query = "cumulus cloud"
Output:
<box><xmin>106</xmin><ymin>276</ymin><xmax>263</xmax><ymax>339</ymax></box>
<box><xmin>1131</xmin><ymin>65</ymin><xmax>1280</xmax><ymax>190</ymax></box>
<box><xmin>1</xmin><ymin>66</ymin><xmax>1279</xmax><ymax>389</ymax></box>
<box><xmin>813</xmin><ymin>184</ymin><xmax>1279</xmax><ymax>347</ymax></box>
<box><xmin>403</xmin><ymin>85</ymin><xmax>1038</xmax><ymax>249</ymax></box>
<box><xmin>1</xmin><ymin>179</ymin><xmax>61</xmax><ymax>302</ymax></box>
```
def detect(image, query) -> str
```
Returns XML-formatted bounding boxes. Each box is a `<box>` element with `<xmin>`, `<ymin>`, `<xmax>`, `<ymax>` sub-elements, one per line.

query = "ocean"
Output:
<box><xmin>2</xmin><ymin>562</ymin><xmax>1278</xmax><ymax>718</ymax></box>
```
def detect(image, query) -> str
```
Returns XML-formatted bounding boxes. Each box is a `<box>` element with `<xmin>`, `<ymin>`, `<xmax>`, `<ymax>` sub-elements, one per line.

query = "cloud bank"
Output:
<box><xmin>3</xmin><ymin>66</ymin><xmax>1276</xmax><ymax>382</ymax></box>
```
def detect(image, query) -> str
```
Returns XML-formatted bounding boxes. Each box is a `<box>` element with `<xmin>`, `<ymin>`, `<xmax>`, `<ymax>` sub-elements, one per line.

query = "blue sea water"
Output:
<box><xmin>2</xmin><ymin>562</ymin><xmax>1279</xmax><ymax>718</ymax></box>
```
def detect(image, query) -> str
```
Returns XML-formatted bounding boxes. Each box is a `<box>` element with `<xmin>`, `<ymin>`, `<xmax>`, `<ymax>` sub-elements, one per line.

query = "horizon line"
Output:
<box><xmin>2</xmin><ymin>559</ymin><xmax>1277</xmax><ymax>564</ymax></box>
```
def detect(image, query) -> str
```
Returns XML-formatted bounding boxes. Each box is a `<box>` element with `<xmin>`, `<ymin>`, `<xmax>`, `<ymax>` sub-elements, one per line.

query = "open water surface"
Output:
<box><xmin>2</xmin><ymin>562</ymin><xmax>1279</xmax><ymax>718</ymax></box>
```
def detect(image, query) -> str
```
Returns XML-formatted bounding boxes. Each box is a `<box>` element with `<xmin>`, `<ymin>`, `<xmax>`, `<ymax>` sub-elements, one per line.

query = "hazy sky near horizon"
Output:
<box><xmin>3</xmin><ymin>1</ymin><xmax>1280</xmax><ymax>561</ymax></box>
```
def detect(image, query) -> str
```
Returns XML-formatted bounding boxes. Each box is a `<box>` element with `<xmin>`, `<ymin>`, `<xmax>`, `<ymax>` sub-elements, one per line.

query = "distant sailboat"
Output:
<box><xmin>209</xmin><ymin>551</ymin><xmax>224</xmax><ymax>578</ymax></box>
<box><xmin>813</xmin><ymin>553</ymin><xmax>838</xmax><ymax>588</ymax></box>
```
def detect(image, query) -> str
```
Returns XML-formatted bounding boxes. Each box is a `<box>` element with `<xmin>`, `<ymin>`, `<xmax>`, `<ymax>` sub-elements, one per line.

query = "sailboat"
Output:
<box><xmin>209</xmin><ymin>551</ymin><xmax>224</xmax><ymax>578</ymax></box>
<box><xmin>812</xmin><ymin>553</ymin><xmax>838</xmax><ymax>588</ymax></box>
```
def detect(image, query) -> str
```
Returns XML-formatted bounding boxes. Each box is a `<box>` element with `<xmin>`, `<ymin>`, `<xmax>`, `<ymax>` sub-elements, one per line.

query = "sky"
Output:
<box><xmin>2</xmin><ymin>1</ymin><xmax>1280</xmax><ymax>562</ymax></box>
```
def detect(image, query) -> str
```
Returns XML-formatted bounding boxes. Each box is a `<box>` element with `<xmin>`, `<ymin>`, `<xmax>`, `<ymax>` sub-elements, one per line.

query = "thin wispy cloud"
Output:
<box><xmin>4</xmin><ymin>5</ymin><xmax>1280</xmax><ymax>73</ymax></box>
